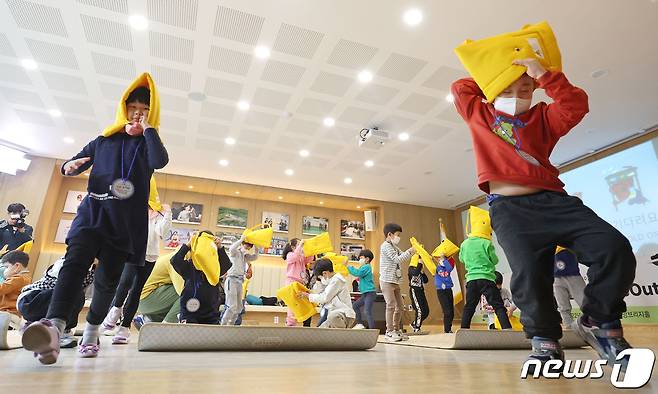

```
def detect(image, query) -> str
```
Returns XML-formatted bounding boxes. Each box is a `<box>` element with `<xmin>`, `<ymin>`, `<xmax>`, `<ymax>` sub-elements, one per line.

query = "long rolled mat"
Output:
<box><xmin>138</xmin><ymin>323</ymin><xmax>380</xmax><ymax>351</ymax></box>
<box><xmin>0</xmin><ymin>312</ymin><xmax>22</xmax><ymax>350</ymax></box>
<box><xmin>377</xmin><ymin>329</ymin><xmax>588</xmax><ymax>350</ymax></box>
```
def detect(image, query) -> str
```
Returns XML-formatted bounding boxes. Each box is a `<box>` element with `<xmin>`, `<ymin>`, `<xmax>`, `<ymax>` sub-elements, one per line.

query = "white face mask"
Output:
<box><xmin>493</xmin><ymin>97</ymin><xmax>532</xmax><ymax>116</ymax></box>
<box><xmin>358</xmin><ymin>258</ymin><xmax>366</xmax><ymax>264</ymax></box>
<box><xmin>391</xmin><ymin>235</ymin><xmax>401</xmax><ymax>245</ymax></box>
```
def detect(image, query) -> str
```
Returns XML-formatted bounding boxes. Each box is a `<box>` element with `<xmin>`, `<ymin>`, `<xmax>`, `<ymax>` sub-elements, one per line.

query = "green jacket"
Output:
<box><xmin>459</xmin><ymin>236</ymin><xmax>498</xmax><ymax>283</ymax></box>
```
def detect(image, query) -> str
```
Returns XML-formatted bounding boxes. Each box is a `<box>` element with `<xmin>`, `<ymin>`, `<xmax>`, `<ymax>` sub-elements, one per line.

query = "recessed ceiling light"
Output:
<box><xmin>63</xmin><ymin>137</ymin><xmax>74</xmax><ymax>144</ymax></box>
<box><xmin>424</xmin><ymin>171</ymin><xmax>432</xmax><ymax>175</ymax></box>
<box><xmin>323</xmin><ymin>117</ymin><xmax>335</xmax><ymax>127</ymax></box>
<box><xmin>445</xmin><ymin>93</ymin><xmax>455</xmax><ymax>103</ymax></box>
<box><xmin>234</xmin><ymin>191</ymin><xmax>240</xmax><ymax>195</ymax></box>
<box><xmin>591</xmin><ymin>69</ymin><xmax>609</xmax><ymax>79</ymax></box>
<box><xmin>188</xmin><ymin>92</ymin><xmax>206</xmax><ymax>102</ymax></box>
<box><xmin>358</xmin><ymin>70</ymin><xmax>373</xmax><ymax>83</ymax></box>
<box><xmin>218</xmin><ymin>159</ymin><xmax>229</xmax><ymax>167</ymax></box>
<box><xmin>356</xmin><ymin>205</ymin><xmax>361</xmax><ymax>209</ymax></box>
<box><xmin>285</xmin><ymin>169</ymin><xmax>294</xmax><ymax>176</ymax></box>
<box><xmin>225</xmin><ymin>137</ymin><xmax>236</xmax><ymax>145</ymax></box>
<box><xmin>48</xmin><ymin>109</ymin><xmax>62</xmax><ymax>117</ymax></box>
<box><xmin>237</xmin><ymin>100</ymin><xmax>250</xmax><ymax>111</ymax></box>
<box><xmin>277</xmin><ymin>196</ymin><xmax>283</xmax><ymax>200</ymax></box>
<box><xmin>398</xmin><ymin>186</ymin><xmax>406</xmax><ymax>191</ymax></box>
<box><xmin>403</xmin><ymin>8</ymin><xmax>423</xmax><ymax>26</ymax></box>
<box><xmin>447</xmin><ymin>193</ymin><xmax>454</xmax><ymax>197</ymax></box>
<box><xmin>398</xmin><ymin>132</ymin><xmax>410</xmax><ymax>141</ymax></box>
<box><xmin>21</xmin><ymin>59</ymin><xmax>37</xmax><ymax>70</ymax></box>
<box><xmin>128</xmin><ymin>15</ymin><xmax>148</xmax><ymax>31</ymax></box>
<box><xmin>344</xmin><ymin>177</ymin><xmax>353</xmax><ymax>184</ymax></box>
<box><xmin>364</xmin><ymin>160</ymin><xmax>374</xmax><ymax>167</ymax></box>
<box><xmin>188</xmin><ymin>185</ymin><xmax>194</xmax><ymax>189</ymax></box>
<box><xmin>319</xmin><ymin>201</ymin><xmax>324</xmax><ymax>205</ymax></box>
<box><xmin>299</xmin><ymin>149</ymin><xmax>310</xmax><ymax>157</ymax></box>
<box><xmin>254</xmin><ymin>45</ymin><xmax>271</xmax><ymax>59</ymax></box>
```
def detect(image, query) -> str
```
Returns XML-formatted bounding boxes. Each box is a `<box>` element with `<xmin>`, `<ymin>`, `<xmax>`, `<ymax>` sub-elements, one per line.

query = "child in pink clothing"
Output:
<box><xmin>283</xmin><ymin>238</ymin><xmax>314</xmax><ymax>326</ymax></box>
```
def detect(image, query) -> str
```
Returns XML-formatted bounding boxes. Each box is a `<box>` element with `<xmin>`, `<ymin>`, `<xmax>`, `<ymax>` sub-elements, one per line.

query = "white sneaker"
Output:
<box><xmin>352</xmin><ymin>324</ymin><xmax>366</xmax><ymax>330</ymax></box>
<box><xmin>112</xmin><ymin>327</ymin><xmax>130</xmax><ymax>345</ymax></box>
<box><xmin>385</xmin><ymin>330</ymin><xmax>402</xmax><ymax>342</ymax></box>
<box><xmin>397</xmin><ymin>330</ymin><xmax>410</xmax><ymax>341</ymax></box>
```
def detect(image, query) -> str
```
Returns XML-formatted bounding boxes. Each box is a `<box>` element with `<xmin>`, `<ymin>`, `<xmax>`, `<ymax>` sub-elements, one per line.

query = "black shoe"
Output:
<box><xmin>574</xmin><ymin>316</ymin><xmax>632</xmax><ymax>372</ymax></box>
<box><xmin>525</xmin><ymin>337</ymin><xmax>565</xmax><ymax>375</ymax></box>
<box><xmin>489</xmin><ymin>323</ymin><xmax>496</xmax><ymax>330</ymax></box>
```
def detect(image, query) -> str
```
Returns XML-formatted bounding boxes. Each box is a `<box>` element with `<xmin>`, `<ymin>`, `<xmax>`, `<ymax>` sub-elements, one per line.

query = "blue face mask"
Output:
<box><xmin>0</xmin><ymin>265</ymin><xmax>6</xmax><ymax>284</ymax></box>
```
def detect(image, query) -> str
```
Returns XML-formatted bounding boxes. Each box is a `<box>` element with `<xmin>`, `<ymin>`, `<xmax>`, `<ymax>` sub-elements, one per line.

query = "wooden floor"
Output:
<box><xmin>1</xmin><ymin>325</ymin><xmax>656</xmax><ymax>393</ymax></box>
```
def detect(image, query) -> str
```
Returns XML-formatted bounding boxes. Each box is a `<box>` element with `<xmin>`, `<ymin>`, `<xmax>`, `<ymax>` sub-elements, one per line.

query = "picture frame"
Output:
<box><xmin>54</xmin><ymin>219</ymin><xmax>73</xmax><ymax>243</ymax></box>
<box><xmin>258</xmin><ymin>236</ymin><xmax>289</xmax><ymax>256</ymax></box>
<box><xmin>340</xmin><ymin>243</ymin><xmax>365</xmax><ymax>262</ymax></box>
<box><xmin>171</xmin><ymin>202</ymin><xmax>203</xmax><ymax>225</ymax></box>
<box><xmin>301</xmin><ymin>216</ymin><xmax>329</xmax><ymax>236</ymax></box>
<box><xmin>63</xmin><ymin>190</ymin><xmax>87</xmax><ymax>214</ymax></box>
<box><xmin>340</xmin><ymin>219</ymin><xmax>366</xmax><ymax>240</ymax></box>
<box><xmin>163</xmin><ymin>228</ymin><xmax>195</xmax><ymax>250</ymax></box>
<box><xmin>262</xmin><ymin>211</ymin><xmax>289</xmax><ymax>233</ymax></box>
<box><xmin>217</xmin><ymin>207</ymin><xmax>248</xmax><ymax>229</ymax></box>
<box><xmin>215</xmin><ymin>231</ymin><xmax>242</xmax><ymax>249</ymax></box>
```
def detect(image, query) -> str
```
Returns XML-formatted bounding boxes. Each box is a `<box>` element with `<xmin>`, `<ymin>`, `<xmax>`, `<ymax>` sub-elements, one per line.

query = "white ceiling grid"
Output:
<box><xmin>0</xmin><ymin>0</ymin><xmax>656</xmax><ymax>208</ymax></box>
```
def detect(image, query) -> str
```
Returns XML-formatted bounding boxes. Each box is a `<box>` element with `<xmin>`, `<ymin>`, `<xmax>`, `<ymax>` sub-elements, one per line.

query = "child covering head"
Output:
<box><xmin>298</xmin><ymin>259</ymin><xmax>355</xmax><ymax>328</ymax></box>
<box><xmin>553</xmin><ymin>247</ymin><xmax>586</xmax><ymax>328</ymax></box>
<box><xmin>170</xmin><ymin>231</ymin><xmax>224</xmax><ymax>324</ymax></box>
<box><xmin>453</xmin><ymin>38</ymin><xmax>635</xmax><ymax>367</ymax></box>
<box><xmin>347</xmin><ymin>249</ymin><xmax>376</xmax><ymax>329</ymax></box>
<box><xmin>380</xmin><ymin>223</ymin><xmax>416</xmax><ymax>342</ymax></box>
<box><xmin>282</xmin><ymin>238</ymin><xmax>314</xmax><ymax>327</ymax></box>
<box><xmin>220</xmin><ymin>235</ymin><xmax>258</xmax><ymax>325</ymax></box>
<box><xmin>407</xmin><ymin>261</ymin><xmax>429</xmax><ymax>333</ymax></box>
<box><xmin>18</xmin><ymin>257</ymin><xmax>95</xmax><ymax>348</ymax></box>
<box><xmin>21</xmin><ymin>74</ymin><xmax>168</xmax><ymax>364</ymax></box>
<box><xmin>459</xmin><ymin>207</ymin><xmax>512</xmax><ymax>331</ymax></box>
<box><xmin>0</xmin><ymin>251</ymin><xmax>31</xmax><ymax>316</ymax></box>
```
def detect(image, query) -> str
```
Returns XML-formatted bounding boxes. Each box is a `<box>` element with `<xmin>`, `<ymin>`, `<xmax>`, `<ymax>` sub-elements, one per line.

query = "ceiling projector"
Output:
<box><xmin>358</xmin><ymin>127</ymin><xmax>389</xmax><ymax>149</ymax></box>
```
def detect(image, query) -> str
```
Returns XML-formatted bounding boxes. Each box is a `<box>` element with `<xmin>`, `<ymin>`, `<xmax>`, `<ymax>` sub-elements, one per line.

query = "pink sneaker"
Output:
<box><xmin>78</xmin><ymin>343</ymin><xmax>100</xmax><ymax>358</ymax></box>
<box><xmin>22</xmin><ymin>319</ymin><xmax>60</xmax><ymax>365</ymax></box>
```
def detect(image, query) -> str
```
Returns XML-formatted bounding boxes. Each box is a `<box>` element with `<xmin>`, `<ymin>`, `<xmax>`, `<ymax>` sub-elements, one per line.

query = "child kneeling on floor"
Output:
<box><xmin>171</xmin><ymin>231</ymin><xmax>223</xmax><ymax>324</ymax></box>
<box><xmin>298</xmin><ymin>259</ymin><xmax>355</xmax><ymax>328</ymax></box>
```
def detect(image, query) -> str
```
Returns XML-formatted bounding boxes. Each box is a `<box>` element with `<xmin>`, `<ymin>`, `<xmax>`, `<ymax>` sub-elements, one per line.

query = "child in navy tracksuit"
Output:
<box><xmin>22</xmin><ymin>82</ymin><xmax>168</xmax><ymax>365</ymax></box>
<box><xmin>434</xmin><ymin>256</ymin><xmax>455</xmax><ymax>333</ymax></box>
<box><xmin>408</xmin><ymin>263</ymin><xmax>429</xmax><ymax>332</ymax></box>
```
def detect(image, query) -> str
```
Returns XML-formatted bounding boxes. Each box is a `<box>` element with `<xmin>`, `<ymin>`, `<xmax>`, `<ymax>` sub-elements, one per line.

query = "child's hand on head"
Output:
<box><xmin>64</xmin><ymin>157</ymin><xmax>91</xmax><ymax>175</ymax></box>
<box><xmin>513</xmin><ymin>58</ymin><xmax>547</xmax><ymax>80</ymax></box>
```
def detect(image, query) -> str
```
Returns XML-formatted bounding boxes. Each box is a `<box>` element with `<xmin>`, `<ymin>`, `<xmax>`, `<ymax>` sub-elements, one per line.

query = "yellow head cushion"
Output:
<box><xmin>409</xmin><ymin>253</ymin><xmax>420</xmax><ymax>267</ymax></box>
<box><xmin>432</xmin><ymin>238</ymin><xmax>460</xmax><ymax>258</ymax></box>
<box><xmin>148</xmin><ymin>176</ymin><xmax>162</xmax><ymax>212</ymax></box>
<box><xmin>302</xmin><ymin>232</ymin><xmax>333</xmax><ymax>257</ymax></box>
<box><xmin>189</xmin><ymin>232</ymin><xmax>220</xmax><ymax>286</ymax></box>
<box><xmin>323</xmin><ymin>252</ymin><xmax>349</xmax><ymax>277</ymax></box>
<box><xmin>466</xmin><ymin>206</ymin><xmax>492</xmax><ymax>240</ymax></box>
<box><xmin>242</xmin><ymin>224</ymin><xmax>274</xmax><ymax>248</ymax></box>
<box><xmin>16</xmin><ymin>240</ymin><xmax>33</xmax><ymax>254</ymax></box>
<box><xmin>102</xmin><ymin>72</ymin><xmax>160</xmax><ymax>137</ymax></box>
<box><xmin>455</xmin><ymin>21</ymin><xmax>562</xmax><ymax>101</ymax></box>
<box><xmin>276</xmin><ymin>282</ymin><xmax>316</xmax><ymax>323</ymax></box>
<box><xmin>410</xmin><ymin>237</ymin><xmax>437</xmax><ymax>275</ymax></box>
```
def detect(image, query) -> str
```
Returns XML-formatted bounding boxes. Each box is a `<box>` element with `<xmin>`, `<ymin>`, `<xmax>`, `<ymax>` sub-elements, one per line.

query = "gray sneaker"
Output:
<box><xmin>397</xmin><ymin>330</ymin><xmax>410</xmax><ymax>341</ymax></box>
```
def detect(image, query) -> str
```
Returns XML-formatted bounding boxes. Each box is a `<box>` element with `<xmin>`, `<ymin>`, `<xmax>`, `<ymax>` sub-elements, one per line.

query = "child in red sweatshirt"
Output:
<box><xmin>452</xmin><ymin>58</ymin><xmax>635</xmax><ymax>370</ymax></box>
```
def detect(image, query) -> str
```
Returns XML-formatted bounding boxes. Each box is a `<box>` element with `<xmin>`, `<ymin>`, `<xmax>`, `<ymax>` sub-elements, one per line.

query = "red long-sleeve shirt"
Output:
<box><xmin>451</xmin><ymin>72</ymin><xmax>589</xmax><ymax>194</ymax></box>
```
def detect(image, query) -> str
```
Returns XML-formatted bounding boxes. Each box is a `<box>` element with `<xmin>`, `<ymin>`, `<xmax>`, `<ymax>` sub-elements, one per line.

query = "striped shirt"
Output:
<box><xmin>379</xmin><ymin>241</ymin><xmax>413</xmax><ymax>285</ymax></box>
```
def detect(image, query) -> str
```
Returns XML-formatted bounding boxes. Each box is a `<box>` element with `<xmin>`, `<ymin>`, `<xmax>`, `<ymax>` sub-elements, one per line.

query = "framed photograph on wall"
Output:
<box><xmin>340</xmin><ymin>219</ymin><xmax>366</xmax><ymax>240</ymax></box>
<box><xmin>262</xmin><ymin>211</ymin><xmax>289</xmax><ymax>233</ymax></box>
<box><xmin>302</xmin><ymin>216</ymin><xmax>329</xmax><ymax>236</ymax></box>
<box><xmin>172</xmin><ymin>202</ymin><xmax>203</xmax><ymax>225</ymax></box>
<box><xmin>258</xmin><ymin>236</ymin><xmax>288</xmax><ymax>256</ymax></box>
<box><xmin>341</xmin><ymin>243</ymin><xmax>364</xmax><ymax>262</ymax></box>
<box><xmin>217</xmin><ymin>207</ymin><xmax>248</xmax><ymax>229</ymax></box>
<box><xmin>54</xmin><ymin>219</ymin><xmax>73</xmax><ymax>243</ymax></box>
<box><xmin>63</xmin><ymin>191</ymin><xmax>87</xmax><ymax>214</ymax></box>
<box><xmin>164</xmin><ymin>228</ymin><xmax>195</xmax><ymax>250</ymax></box>
<box><xmin>215</xmin><ymin>231</ymin><xmax>242</xmax><ymax>249</ymax></box>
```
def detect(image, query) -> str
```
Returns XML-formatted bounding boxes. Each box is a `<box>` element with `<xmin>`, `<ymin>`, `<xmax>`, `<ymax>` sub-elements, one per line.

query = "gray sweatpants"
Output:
<box><xmin>553</xmin><ymin>275</ymin><xmax>586</xmax><ymax>325</ymax></box>
<box><xmin>221</xmin><ymin>276</ymin><xmax>243</xmax><ymax>325</ymax></box>
<box><xmin>320</xmin><ymin>310</ymin><xmax>355</xmax><ymax>328</ymax></box>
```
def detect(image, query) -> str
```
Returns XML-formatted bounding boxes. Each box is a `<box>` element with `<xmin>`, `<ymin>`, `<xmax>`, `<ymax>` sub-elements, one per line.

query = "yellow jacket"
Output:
<box><xmin>140</xmin><ymin>252</ymin><xmax>184</xmax><ymax>300</ymax></box>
